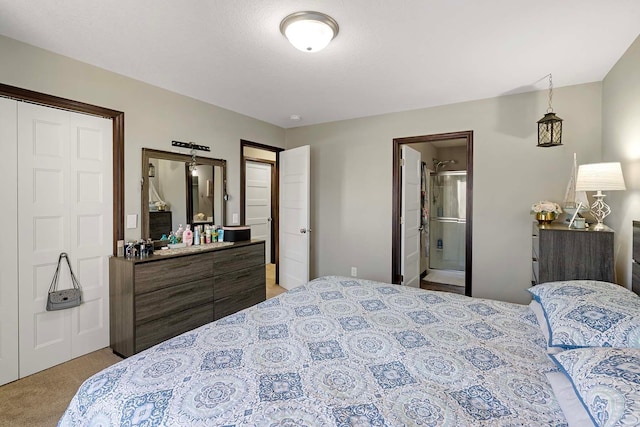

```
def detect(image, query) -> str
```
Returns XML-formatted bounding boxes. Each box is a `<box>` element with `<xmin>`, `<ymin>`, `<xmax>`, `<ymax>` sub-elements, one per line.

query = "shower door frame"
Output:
<box><xmin>391</xmin><ymin>130</ymin><xmax>473</xmax><ymax>296</ymax></box>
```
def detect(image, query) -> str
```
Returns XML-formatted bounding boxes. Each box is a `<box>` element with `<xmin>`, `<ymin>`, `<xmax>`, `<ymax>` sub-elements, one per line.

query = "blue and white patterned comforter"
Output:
<box><xmin>59</xmin><ymin>276</ymin><xmax>568</xmax><ymax>426</ymax></box>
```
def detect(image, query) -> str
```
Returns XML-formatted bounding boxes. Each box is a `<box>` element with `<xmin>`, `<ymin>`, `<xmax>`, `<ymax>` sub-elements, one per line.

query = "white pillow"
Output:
<box><xmin>545</xmin><ymin>370</ymin><xmax>593</xmax><ymax>427</ymax></box>
<box><xmin>551</xmin><ymin>347</ymin><xmax>640</xmax><ymax>426</ymax></box>
<box><xmin>529</xmin><ymin>300</ymin><xmax>562</xmax><ymax>354</ymax></box>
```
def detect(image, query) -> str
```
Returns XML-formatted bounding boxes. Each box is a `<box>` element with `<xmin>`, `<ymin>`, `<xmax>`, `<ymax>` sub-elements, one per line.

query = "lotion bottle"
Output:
<box><xmin>183</xmin><ymin>224</ymin><xmax>193</xmax><ymax>246</ymax></box>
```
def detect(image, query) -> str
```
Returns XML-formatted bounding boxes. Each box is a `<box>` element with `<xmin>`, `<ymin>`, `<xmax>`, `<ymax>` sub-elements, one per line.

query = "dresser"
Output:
<box><xmin>633</xmin><ymin>221</ymin><xmax>640</xmax><ymax>295</ymax></box>
<box><xmin>531</xmin><ymin>223</ymin><xmax>614</xmax><ymax>285</ymax></box>
<box><xmin>109</xmin><ymin>240</ymin><xmax>265</xmax><ymax>357</ymax></box>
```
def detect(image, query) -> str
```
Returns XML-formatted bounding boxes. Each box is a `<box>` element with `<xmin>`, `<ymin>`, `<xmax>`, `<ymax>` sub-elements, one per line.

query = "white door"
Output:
<box><xmin>401</xmin><ymin>146</ymin><xmax>421</xmax><ymax>287</ymax></box>
<box><xmin>245</xmin><ymin>161</ymin><xmax>272</xmax><ymax>263</ymax></box>
<box><xmin>279</xmin><ymin>145</ymin><xmax>310</xmax><ymax>290</ymax></box>
<box><xmin>0</xmin><ymin>98</ymin><xmax>19</xmax><ymax>385</ymax></box>
<box><xmin>17</xmin><ymin>102</ymin><xmax>112</xmax><ymax>377</ymax></box>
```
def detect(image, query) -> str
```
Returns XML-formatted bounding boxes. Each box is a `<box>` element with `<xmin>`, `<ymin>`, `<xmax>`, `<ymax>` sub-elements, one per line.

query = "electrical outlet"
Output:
<box><xmin>351</xmin><ymin>267</ymin><xmax>357</xmax><ymax>277</ymax></box>
<box><xmin>232</xmin><ymin>213</ymin><xmax>239</xmax><ymax>224</ymax></box>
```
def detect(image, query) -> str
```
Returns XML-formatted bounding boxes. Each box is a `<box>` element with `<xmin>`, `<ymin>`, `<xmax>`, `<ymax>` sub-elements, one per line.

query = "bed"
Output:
<box><xmin>59</xmin><ymin>276</ymin><xmax>640</xmax><ymax>426</ymax></box>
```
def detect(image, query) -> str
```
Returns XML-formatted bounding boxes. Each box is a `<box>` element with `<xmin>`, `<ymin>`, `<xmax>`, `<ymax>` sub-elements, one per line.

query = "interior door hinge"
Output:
<box><xmin>401</xmin><ymin>159</ymin><xmax>405</xmax><ymax>167</ymax></box>
<box><xmin>400</xmin><ymin>274</ymin><xmax>404</xmax><ymax>283</ymax></box>
<box><xmin>400</xmin><ymin>216</ymin><xmax>404</xmax><ymax>225</ymax></box>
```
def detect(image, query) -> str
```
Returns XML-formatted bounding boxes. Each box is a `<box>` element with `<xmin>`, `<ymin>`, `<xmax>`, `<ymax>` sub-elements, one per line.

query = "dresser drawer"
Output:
<box><xmin>532</xmin><ymin>260</ymin><xmax>539</xmax><ymax>285</ymax></box>
<box><xmin>135</xmin><ymin>253</ymin><xmax>213</xmax><ymax>294</ymax></box>
<box><xmin>214</xmin><ymin>265</ymin><xmax>265</xmax><ymax>300</ymax></box>
<box><xmin>136</xmin><ymin>277</ymin><xmax>214</xmax><ymax>325</ymax></box>
<box><xmin>214</xmin><ymin>287</ymin><xmax>265</xmax><ymax>320</ymax></box>
<box><xmin>135</xmin><ymin>302</ymin><xmax>214</xmax><ymax>353</ymax></box>
<box><xmin>213</xmin><ymin>243</ymin><xmax>264</xmax><ymax>275</ymax></box>
<box><xmin>633</xmin><ymin>262</ymin><xmax>640</xmax><ymax>296</ymax></box>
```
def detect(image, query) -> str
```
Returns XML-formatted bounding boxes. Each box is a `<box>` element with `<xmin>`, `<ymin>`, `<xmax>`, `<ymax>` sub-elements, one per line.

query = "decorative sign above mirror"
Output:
<box><xmin>141</xmin><ymin>148</ymin><xmax>227</xmax><ymax>241</ymax></box>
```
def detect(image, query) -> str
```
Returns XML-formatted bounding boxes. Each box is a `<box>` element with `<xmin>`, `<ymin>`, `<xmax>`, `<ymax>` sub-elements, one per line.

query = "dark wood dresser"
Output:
<box><xmin>109</xmin><ymin>240</ymin><xmax>265</xmax><ymax>357</ymax></box>
<box><xmin>633</xmin><ymin>221</ymin><xmax>640</xmax><ymax>295</ymax></box>
<box><xmin>532</xmin><ymin>222</ymin><xmax>614</xmax><ymax>285</ymax></box>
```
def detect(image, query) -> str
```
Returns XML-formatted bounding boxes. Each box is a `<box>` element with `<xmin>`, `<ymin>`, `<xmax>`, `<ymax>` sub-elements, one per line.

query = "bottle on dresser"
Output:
<box><xmin>183</xmin><ymin>224</ymin><xmax>193</xmax><ymax>246</ymax></box>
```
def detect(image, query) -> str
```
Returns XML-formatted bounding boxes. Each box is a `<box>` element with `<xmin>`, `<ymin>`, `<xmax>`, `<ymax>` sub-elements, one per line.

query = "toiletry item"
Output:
<box><xmin>205</xmin><ymin>226</ymin><xmax>211</xmax><ymax>244</ymax></box>
<box><xmin>183</xmin><ymin>224</ymin><xmax>193</xmax><ymax>246</ymax></box>
<box><xmin>117</xmin><ymin>240</ymin><xmax>125</xmax><ymax>257</ymax></box>
<box><xmin>573</xmin><ymin>217</ymin><xmax>586</xmax><ymax>229</ymax></box>
<box><xmin>194</xmin><ymin>227</ymin><xmax>200</xmax><ymax>245</ymax></box>
<box><xmin>169</xmin><ymin>231</ymin><xmax>177</xmax><ymax>245</ymax></box>
<box><xmin>176</xmin><ymin>224</ymin><xmax>184</xmax><ymax>242</ymax></box>
<box><xmin>146</xmin><ymin>238</ymin><xmax>154</xmax><ymax>256</ymax></box>
<box><xmin>218</xmin><ymin>228</ymin><xmax>224</xmax><ymax>242</ymax></box>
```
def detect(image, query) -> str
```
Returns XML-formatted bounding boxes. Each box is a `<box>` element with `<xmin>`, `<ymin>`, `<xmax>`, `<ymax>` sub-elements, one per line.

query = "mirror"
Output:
<box><xmin>141</xmin><ymin>148</ymin><xmax>227</xmax><ymax>241</ymax></box>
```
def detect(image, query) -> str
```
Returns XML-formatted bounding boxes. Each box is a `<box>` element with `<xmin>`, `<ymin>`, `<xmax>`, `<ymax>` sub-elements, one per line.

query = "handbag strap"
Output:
<box><xmin>48</xmin><ymin>252</ymin><xmax>81</xmax><ymax>293</ymax></box>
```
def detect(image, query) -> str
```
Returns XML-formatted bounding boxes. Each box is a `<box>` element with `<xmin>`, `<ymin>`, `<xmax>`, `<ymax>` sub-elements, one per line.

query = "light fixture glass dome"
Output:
<box><xmin>280</xmin><ymin>11</ymin><xmax>339</xmax><ymax>53</ymax></box>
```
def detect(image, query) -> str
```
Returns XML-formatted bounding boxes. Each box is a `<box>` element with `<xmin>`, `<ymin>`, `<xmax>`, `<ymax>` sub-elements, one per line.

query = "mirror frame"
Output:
<box><xmin>141</xmin><ymin>148</ymin><xmax>227</xmax><ymax>240</ymax></box>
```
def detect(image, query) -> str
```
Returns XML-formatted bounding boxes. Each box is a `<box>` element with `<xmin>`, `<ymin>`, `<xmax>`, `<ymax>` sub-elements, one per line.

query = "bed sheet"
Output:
<box><xmin>59</xmin><ymin>276</ymin><xmax>567</xmax><ymax>426</ymax></box>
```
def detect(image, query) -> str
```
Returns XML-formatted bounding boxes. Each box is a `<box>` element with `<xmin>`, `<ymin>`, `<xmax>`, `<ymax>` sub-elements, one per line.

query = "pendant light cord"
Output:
<box><xmin>547</xmin><ymin>74</ymin><xmax>554</xmax><ymax>113</ymax></box>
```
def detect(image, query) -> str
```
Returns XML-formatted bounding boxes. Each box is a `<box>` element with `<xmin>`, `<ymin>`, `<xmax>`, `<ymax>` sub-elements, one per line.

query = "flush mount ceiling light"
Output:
<box><xmin>280</xmin><ymin>11</ymin><xmax>339</xmax><ymax>53</ymax></box>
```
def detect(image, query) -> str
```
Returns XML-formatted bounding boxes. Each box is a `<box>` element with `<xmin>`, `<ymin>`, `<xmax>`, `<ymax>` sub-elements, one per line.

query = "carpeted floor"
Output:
<box><xmin>0</xmin><ymin>347</ymin><xmax>122</xmax><ymax>426</ymax></box>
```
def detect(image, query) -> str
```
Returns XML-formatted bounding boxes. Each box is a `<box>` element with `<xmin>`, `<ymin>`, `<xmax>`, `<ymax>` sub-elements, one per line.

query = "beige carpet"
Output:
<box><xmin>0</xmin><ymin>348</ymin><xmax>122</xmax><ymax>427</ymax></box>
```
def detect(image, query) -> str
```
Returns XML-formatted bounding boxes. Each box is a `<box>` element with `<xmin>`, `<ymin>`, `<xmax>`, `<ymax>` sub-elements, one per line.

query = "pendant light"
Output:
<box><xmin>537</xmin><ymin>74</ymin><xmax>563</xmax><ymax>147</ymax></box>
<box><xmin>280</xmin><ymin>11</ymin><xmax>339</xmax><ymax>53</ymax></box>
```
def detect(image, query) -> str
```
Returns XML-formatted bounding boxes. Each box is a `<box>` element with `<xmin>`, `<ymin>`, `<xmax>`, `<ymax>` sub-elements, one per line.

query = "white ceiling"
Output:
<box><xmin>1</xmin><ymin>0</ymin><xmax>639</xmax><ymax>128</ymax></box>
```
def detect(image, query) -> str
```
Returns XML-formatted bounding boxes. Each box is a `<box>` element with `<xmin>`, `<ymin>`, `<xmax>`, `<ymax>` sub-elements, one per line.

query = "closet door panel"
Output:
<box><xmin>0</xmin><ymin>97</ymin><xmax>18</xmax><ymax>386</ymax></box>
<box><xmin>18</xmin><ymin>102</ymin><xmax>72</xmax><ymax>377</ymax></box>
<box><xmin>68</xmin><ymin>112</ymin><xmax>112</xmax><ymax>357</ymax></box>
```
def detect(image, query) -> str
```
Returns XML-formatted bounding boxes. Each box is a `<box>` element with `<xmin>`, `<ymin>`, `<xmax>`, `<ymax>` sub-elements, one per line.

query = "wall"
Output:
<box><xmin>286</xmin><ymin>82</ymin><xmax>603</xmax><ymax>304</ymax></box>
<box><xmin>602</xmin><ymin>34</ymin><xmax>640</xmax><ymax>289</ymax></box>
<box><xmin>0</xmin><ymin>35</ymin><xmax>285</xmax><ymax>240</ymax></box>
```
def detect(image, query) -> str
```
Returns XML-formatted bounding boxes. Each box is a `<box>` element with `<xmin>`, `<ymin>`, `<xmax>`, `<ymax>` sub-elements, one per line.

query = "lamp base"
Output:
<box><xmin>589</xmin><ymin>191</ymin><xmax>611</xmax><ymax>231</ymax></box>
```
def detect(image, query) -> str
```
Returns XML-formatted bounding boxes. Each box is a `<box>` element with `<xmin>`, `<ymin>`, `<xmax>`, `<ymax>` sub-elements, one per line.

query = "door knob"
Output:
<box><xmin>300</xmin><ymin>228</ymin><xmax>307</xmax><ymax>234</ymax></box>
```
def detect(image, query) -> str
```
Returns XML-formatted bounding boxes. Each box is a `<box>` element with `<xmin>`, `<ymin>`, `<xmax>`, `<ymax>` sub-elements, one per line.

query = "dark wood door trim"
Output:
<box><xmin>240</xmin><ymin>140</ymin><xmax>284</xmax><ymax>283</ymax></box>
<box><xmin>392</xmin><ymin>130</ymin><xmax>474</xmax><ymax>297</ymax></box>
<box><xmin>0</xmin><ymin>83</ymin><xmax>124</xmax><ymax>255</ymax></box>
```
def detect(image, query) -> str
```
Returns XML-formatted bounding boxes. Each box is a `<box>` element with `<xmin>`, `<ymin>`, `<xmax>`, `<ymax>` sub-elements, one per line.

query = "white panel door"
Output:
<box><xmin>17</xmin><ymin>103</ymin><xmax>112</xmax><ymax>377</ymax></box>
<box><xmin>245</xmin><ymin>161</ymin><xmax>272</xmax><ymax>263</ymax></box>
<box><xmin>279</xmin><ymin>145</ymin><xmax>310</xmax><ymax>290</ymax></box>
<box><xmin>0</xmin><ymin>98</ymin><xmax>19</xmax><ymax>386</ymax></box>
<box><xmin>401</xmin><ymin>146</ymin><xmax>421</xmax><ymax>288</ymax></box>
<box><xmin>68</xmin><ymin>111</ymin><xmax>112</xmax><ymax>358</ymax></box>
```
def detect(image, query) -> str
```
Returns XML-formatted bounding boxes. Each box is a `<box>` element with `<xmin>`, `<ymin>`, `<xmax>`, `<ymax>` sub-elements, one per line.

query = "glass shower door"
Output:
<box><xmin>429</xmin><ymin>171</ymin><xmax>466</xmax><ymax>271</ymax></box>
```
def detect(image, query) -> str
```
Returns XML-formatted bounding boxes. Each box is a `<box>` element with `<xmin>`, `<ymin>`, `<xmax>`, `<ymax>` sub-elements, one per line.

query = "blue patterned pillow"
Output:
<box><xmin>551</xmin><ymin>348</ymin><xmax>640</xmax><ymax>427</ymax></box>
<box><xmin>528</xmin><ymin>281</ymin><xmax>640</xmax><ymax>349</ymax></box>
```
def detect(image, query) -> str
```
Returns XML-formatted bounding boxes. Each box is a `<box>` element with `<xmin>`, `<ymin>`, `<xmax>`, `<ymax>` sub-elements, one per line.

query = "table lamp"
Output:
<box><xmin>575</xmin><ymin>162</ymin><xmax>626</xmax><ymax>230</ymax></box>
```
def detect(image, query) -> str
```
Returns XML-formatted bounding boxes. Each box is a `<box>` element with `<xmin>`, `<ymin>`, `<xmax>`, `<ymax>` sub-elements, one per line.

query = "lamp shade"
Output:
<box><xmin>575</xmin><ymin>162</ymin><xmax>626</xmax><ymax>192</ymax></box>
<box><xmin>280</xmin><ymin>11</ymin><xmax>339</xmax><ymax>52</ymax></box>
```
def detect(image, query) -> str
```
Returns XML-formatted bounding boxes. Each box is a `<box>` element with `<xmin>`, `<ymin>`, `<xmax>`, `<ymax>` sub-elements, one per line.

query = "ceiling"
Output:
<box><xmin>1</xmin><ymin>0</ymin><xmax>639</xmax><ymax>128</ymax></box>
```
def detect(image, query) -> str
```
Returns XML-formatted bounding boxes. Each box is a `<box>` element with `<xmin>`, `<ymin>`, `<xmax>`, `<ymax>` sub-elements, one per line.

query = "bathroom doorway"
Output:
<box><xmin>392</xmin><ymin>131</ymin><xmax>473</xmax><ymax>296</ymax></box>
<box><xmin>240</xmin><ymin>140</ymin><xmax>285</xmax><ymax>298</ymax></box>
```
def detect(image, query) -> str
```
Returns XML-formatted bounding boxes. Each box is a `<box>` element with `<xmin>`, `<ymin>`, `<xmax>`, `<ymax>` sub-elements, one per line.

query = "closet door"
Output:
<box><xmin>17</xmin><ymin>103</ymin><xmax>112</xmax><ymax>377</ymax></box>
<box><xmin>0</xmin><ymin>98</ymin><xmax>18</xmax><ymax>385</ymax></box>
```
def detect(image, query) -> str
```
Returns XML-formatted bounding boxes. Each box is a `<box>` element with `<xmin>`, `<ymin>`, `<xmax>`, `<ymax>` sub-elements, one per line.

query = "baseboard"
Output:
<box><xmin>420</xmin><ymin>270</ymin><xmax>427</xmax><ymax>279</ymax></box>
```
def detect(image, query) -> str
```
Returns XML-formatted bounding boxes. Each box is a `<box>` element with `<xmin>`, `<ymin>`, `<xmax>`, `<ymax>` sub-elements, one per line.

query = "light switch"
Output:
<box><xmin>232</xmin><ymin>213</ymin><xmax>239</xmax><ymax>224</ymax></box>
<box><xmin>126</xmin><ymin>214</ymin><xmax>137</xmax><ymax>229</ymax></box>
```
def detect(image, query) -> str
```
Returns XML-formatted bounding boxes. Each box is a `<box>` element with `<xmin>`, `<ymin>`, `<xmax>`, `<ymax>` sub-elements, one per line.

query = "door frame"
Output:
<box><xmin>240</xmin><ymin>140</ymin><xmax>283</xmax><ymax>283</ymax></box>
<box><xmin>392</xmin><ymin>130</ymin><xmax>473</xmax><ymax>296</ymax></box>
<box><xmin>0</xmin><ymin>83</ymin><xmax>125</xmax><ymax>254</ymax></box>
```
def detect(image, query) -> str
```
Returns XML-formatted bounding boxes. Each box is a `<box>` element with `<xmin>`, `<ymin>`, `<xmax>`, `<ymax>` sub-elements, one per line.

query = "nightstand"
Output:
<box><xmin>532</xmin><ymin>222</ymin><xmax>614</xmax><ymax>285</ymax></box>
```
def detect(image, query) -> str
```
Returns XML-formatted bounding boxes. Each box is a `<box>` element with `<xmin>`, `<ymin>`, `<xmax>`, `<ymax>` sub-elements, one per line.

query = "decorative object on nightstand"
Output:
<box><xmin>531</xmin><ymin>200</ymin><xmax>562</xmax><ymax>224</ymax></box>
<box><xmin>575</xmin><ymin>162</ymin><xmax>626</xmax><ymax>231</ymax></box>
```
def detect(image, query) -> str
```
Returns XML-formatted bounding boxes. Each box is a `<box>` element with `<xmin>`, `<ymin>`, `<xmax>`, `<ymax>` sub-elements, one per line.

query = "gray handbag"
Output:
<box><xmin>46</xmin><ymin>253</ymin><xmax>82</xmax><ymax>311</ymax></box>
